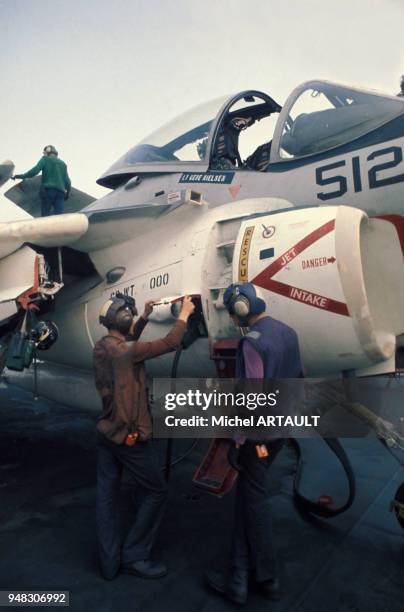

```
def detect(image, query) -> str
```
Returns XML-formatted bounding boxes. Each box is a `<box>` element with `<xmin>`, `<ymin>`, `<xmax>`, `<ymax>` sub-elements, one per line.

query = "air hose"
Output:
<box><xmin>164</xmin><ymin>344</ymin><xmax>198</xmax><ymax>480</ymax></box>
<box><xmin>290</xmin><ymin>437</ymin><xmax>356</xmax><ymax>518</ymax></box>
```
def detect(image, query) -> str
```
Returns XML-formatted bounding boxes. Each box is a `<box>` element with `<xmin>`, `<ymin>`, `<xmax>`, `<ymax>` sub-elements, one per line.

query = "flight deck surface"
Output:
<box><xmin>0</xmin><ymin>382</ymin><xmax>402</xmax><ymax>612</ymax></box>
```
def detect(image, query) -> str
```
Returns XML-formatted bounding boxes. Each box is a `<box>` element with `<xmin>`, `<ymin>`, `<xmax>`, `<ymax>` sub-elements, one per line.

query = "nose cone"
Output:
<box><xmin>0</xmin><ymin>160</ymin><xmax>14</xmax><ymax>188</ymax></box>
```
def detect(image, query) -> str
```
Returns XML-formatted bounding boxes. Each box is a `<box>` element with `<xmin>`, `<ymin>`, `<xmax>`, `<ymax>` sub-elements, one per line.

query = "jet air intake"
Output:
<box><xmin>214</xmin><ymin>204</ymin><xmax>404</xmax><ymax>376</ymax></box>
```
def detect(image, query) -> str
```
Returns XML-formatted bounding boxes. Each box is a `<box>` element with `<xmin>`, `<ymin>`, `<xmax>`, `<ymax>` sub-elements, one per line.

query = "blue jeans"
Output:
<box><xmin>40</xmin><ymin>188</ymin><xmax>65</xmax><ymax>216</ymax></box>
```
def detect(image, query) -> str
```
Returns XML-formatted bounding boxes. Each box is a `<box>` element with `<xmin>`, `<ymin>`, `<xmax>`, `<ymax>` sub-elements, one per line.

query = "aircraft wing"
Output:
<box><xmin>0</xmin><ymin>212</ymin><xmax>89</xmax><ymax>331</ymax></box>
<box><xmin>4</xmin><ymin>176</ymin><xmax>95</xmax><ymax>216</ymax></box>
<box><xmin>0</xmin><ymin>213</ymin><xmax>89</xmax><ymax>259</ymax></box>
<box><xmin>72</xmin><ymin>202</ymin><xmax>180</xmax><ymax>252</ymax></box>
<box><xmin>0</xmin><ymin>187</ymin><xmax>175</xmax><ymax>334</ymax></box>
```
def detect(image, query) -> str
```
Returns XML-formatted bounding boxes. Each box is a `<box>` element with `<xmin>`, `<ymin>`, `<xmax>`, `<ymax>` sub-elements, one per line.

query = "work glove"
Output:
<box><xmin>11</xmin><ymin>174</ymin><xmax>23</xmax><ymax>180</ymax></box>
<box><xmin>64</xmin><ymin>190</ymin><xmax>70</xmax><ymax>201</ymax></box>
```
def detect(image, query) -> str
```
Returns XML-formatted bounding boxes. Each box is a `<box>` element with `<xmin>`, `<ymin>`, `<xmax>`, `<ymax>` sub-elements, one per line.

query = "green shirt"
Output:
<box><xmin>21</xmin><ymin>156</ymin><xmax>71</xmax><ymax>193</ymax></box>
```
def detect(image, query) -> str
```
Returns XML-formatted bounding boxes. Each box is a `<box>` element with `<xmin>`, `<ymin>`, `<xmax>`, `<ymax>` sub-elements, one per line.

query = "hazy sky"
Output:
<box><xmin>1</xmin><ymin>0</ymin><xmax>403</xmax><ymax>198</ymax></box>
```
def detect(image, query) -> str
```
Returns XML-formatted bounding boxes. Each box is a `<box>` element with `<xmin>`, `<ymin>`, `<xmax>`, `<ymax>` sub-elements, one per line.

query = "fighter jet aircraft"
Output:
<box><xmin>1</xmin><ymin>79</ymin><xmax>404</xmax><ymax>391</ymax></box>
<box><xmin>1</xmin><ymin>78</ymin><xmax>404</xmax><ymax>525</ymax></box>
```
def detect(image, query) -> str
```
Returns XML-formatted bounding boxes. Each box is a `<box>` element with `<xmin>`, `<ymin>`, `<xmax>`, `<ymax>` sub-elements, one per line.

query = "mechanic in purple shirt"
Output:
<box><xmin>205</xmin><ymin>282</ymin><xmax>303</xmax><ymax>607</ymax></box>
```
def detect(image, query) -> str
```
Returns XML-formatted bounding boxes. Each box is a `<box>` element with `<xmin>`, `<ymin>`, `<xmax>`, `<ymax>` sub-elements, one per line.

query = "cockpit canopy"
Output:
<box><xmin>97</xmin><ymin>81</ymin><xmax>404</xmax><ymax>188</ymax></box>
<box><xmin>97</xmin><ymin>91</ymin><xmax>281</xmax><ymax>188</ymax></box>
<box><xmin>272</xmin><ymin>80</ymin><xmax>404</xmax><ymax>161</ymax></box>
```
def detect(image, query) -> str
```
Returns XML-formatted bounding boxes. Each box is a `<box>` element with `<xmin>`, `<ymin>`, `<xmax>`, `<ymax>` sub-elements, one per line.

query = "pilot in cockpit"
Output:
<box><xmin>210</xmin><ymin>115</ymin><xmax>272</xmax><ymax>172</ymax></box>
<box><xmin>210</xmin><ymin>116</ymin><xmax>252</xmax><ymax>170</ymax></box>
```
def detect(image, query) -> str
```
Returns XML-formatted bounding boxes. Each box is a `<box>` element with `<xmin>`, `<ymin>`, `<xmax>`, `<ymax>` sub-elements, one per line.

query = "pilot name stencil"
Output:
<box><xmin>179</xmin><ymin>172</ymin><xmax>234</xmax><ymax>184</ymax></box>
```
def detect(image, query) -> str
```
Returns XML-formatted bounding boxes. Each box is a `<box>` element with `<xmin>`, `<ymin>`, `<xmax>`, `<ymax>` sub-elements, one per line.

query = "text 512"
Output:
<box><xmin>316</xmin><ymin>145</ymin><xmax>404</xmax><ymax>200</ymax></box>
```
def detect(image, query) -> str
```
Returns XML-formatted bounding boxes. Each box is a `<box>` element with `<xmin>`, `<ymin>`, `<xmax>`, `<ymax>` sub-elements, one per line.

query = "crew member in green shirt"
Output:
<box><xmin>12</xmin><ymin>145</ymin><xmax>71</xmax><ymax>216</ymax></box>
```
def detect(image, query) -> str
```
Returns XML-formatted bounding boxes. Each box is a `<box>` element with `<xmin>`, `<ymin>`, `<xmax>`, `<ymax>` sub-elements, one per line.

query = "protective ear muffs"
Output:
<box><xmin>229</xmin><ymin>285</ymin><xmax>251</xmax><ymax>319</ymax></box>
<box><xmin>227</xmin><ymin>283</ymin><xmax>266</xmax><ymax>320</ymax></box>
<box><xmin>99</xmin><ymin>299</ymin><xmax>114</xmax><ymax>325</ymax></box>
<box><xmin>233</xmin><ymin>295</ymin><xmax>251</xmax><ymax>317</ymax></box>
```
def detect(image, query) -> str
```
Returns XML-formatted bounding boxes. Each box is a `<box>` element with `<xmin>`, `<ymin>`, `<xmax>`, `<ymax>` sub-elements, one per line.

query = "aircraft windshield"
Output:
<box><xmin>278</xmin><ymin>83</ymin><xmax>404</xmax><ymax>159</ymax></box>
<box><xmin>112</xmin><ymin>96</ymin><xmax>228</xmax><ymax>168</ymax></box>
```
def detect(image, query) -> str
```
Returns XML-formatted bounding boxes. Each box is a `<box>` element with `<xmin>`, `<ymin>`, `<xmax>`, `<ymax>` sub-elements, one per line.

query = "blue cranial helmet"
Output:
<box><xmin>223</xmin><ymin>282</ymin><xmax>266</xmax><ymax>321</ymax></box>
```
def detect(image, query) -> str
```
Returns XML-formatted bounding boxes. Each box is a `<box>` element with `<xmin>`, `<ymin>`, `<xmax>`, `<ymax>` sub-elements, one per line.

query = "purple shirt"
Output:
<box><xmin>243</xmin><ymin>341</ymin><xmax>264</xmax><ymax>378</ymax></box>
<box><xmin>234</xmin><ymin>342</ymin><xmax>264</xmax><ymax>446</ymax></box>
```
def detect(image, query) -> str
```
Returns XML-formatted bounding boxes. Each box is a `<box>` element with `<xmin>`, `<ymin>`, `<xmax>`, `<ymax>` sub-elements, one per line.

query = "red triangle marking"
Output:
<box><xmin>228</xmin><ymin>184</ymin><xmax>241</xmax><ymax>199</ymax></box>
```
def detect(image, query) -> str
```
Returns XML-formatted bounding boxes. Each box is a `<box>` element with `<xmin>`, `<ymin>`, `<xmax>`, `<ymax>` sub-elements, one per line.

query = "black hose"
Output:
<box><xmin>290</xmin><ymin>437</ymin><xmax>356</xmax><ymax>518</ymax></box>
<box><xmin>164</xmin><ymin>345</ymin><xmax>199</xmax><ymax>480</ymax></box>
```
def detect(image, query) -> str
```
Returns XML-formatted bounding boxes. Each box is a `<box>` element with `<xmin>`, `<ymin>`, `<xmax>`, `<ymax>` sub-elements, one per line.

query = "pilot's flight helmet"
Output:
<box><xmin>223</xmin><ymin>282</ymin><xmax>266</xmax><ymax>322</ymax></box>
<box><xmin>43</xmin><ymin>145</ymin><xmax>58</xmax><ymax>157</ymax></box>
<box><xmin>99</xmin><ymin>292</ymin><xmax>137</xmax><ymax>333</ymax></box>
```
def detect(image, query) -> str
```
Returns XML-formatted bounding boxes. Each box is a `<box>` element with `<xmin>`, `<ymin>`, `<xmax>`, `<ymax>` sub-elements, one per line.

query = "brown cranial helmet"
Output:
<box><xmin>99</xmin><ymin>292</ymin><xmax>137</xmax><ymax>333</ymax></box>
